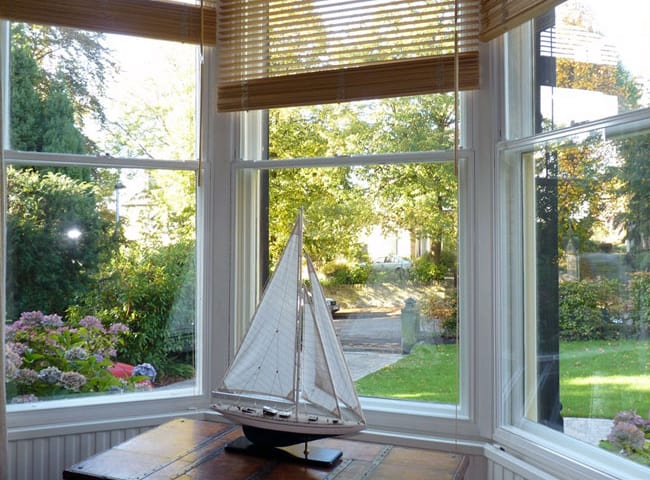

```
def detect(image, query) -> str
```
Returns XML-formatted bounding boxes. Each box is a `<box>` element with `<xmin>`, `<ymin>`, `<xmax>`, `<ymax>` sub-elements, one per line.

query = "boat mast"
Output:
<box><xmin>292</xmin><ymin>209</ymin><xmax>304</xmax><ymax>415</ymax></box>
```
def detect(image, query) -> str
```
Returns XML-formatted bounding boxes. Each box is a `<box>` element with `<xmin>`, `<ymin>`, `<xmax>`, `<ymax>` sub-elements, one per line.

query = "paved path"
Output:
<box><xmin>344</xmin><ymin>351</ymin><xmax>403</xmax><ymax>381</ymax></box>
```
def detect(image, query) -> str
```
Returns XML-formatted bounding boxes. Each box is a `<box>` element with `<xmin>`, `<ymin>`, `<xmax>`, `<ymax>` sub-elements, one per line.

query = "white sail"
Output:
<box><xmin>219</xmin><ymin>217</ymin><xmax>302</xmax><ymax>401</ymax></box>
<box><xmin>304</xmin><ymin>255</ymin><xmax>364</xmax><ymax>420</ymax></box>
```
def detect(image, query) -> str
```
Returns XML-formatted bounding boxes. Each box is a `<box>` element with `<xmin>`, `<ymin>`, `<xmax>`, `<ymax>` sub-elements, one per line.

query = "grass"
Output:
<box><xmin>559</xmin><ymin>339</ymin><xmax>650</xmax><ymax>418</ymax></box>
<box><xmin>354</xmin><ymin>339</ymin><xmax>650</xmax><ymax>419</ymax></box>
<box><xmin>355</xmin><ymin>343</ymin><xmax>458</xmax><ymax>404</ymax></box>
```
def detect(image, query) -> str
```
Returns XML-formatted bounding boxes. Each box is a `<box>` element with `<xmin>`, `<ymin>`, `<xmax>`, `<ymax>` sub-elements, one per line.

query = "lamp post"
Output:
<box><xmin>115</xmin><ymin>181</ymin><xmax>126</xmax><ymax>229</ymax></box>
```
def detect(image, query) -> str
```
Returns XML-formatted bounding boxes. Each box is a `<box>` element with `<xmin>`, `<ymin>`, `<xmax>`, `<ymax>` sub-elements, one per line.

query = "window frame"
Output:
<box><xmin>496</xmin><ymin>16</ymin><xmax>650</xmax><ymax>477</ymax></box>
<box><xmin>225</xmin><ymin>97</ymin><xmax>483</xmax><ymax>445</ymax></box>
<box><xmin>1</xmin><ymin>20</ymin><xmax>231</xmax><ymax>430</ymax></box>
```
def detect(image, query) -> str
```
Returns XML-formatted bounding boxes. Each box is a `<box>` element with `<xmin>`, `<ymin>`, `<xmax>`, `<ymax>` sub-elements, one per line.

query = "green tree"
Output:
<box><xmin>13</xmin><ymin>23</ymin><xmax>115</xmax><ymax>129</ymax></box>
<box><xmin>361</xmin><ymin>95</ymin><xmax>458</xmax><ymax>262</ymax></box>
<box><xmin>9</xmin><ymin>36</ymin><xmax>44</xmax><ymax>152</ymax></box>
<box><xmin>5</xmin><ymin>168</ymin><xmax>114</xmax><ymax>319</ymax></box>
<box><xmin>616</xmin><ymin>133</ymin><xmax>650</xmax><ymax>269</ymax></box>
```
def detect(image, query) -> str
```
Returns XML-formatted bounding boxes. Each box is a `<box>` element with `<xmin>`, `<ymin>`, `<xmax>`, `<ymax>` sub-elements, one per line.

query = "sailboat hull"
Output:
<box><xmin>213</xmin><ymin>404</ymin><xmax>365</xmax><ymax>447</ymax></box>
<box><xmin>242</xmin><ymin>425</ymin><xmax>333</xmax><ymax>447</ymax></box>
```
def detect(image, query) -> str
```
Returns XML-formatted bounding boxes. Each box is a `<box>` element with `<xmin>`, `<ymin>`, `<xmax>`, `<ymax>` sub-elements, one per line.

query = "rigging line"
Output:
<box><xmin>197</xmin><ymin>0</ymin><xmax>205</xmax><ymax>187</ymax></box>
<box><xmin>453</xmin><ymin>0</ymin><xmax>460</xmax><ymax>454</ymax></box>
<box><xmin>454</xmin><ymin>0</ymin><xmax>460</xmax><ymax>178</ymax></box>
<box><xmin>293</xmin><ymin>212</ymin><xmax>304</xmax><ymax>413</ymax></box>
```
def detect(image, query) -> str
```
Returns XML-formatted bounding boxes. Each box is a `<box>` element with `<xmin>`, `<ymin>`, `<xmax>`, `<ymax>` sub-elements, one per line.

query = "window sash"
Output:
<box><xmin>496</xmin><ymin>109</ymin><xmax>650</xmax><ymax>480</ymax></box>
<box><xmin>0</xmin><ymin>0</ymin><xmax>216</xmax><ymax>45</ymax></box>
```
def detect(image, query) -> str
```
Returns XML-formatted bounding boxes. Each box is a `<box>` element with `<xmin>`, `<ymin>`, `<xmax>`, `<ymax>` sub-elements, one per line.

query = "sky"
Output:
<box><xmin>577</xmin><ymin>0</ymin><xmax>650</xmax><ymax>80</ymax></box>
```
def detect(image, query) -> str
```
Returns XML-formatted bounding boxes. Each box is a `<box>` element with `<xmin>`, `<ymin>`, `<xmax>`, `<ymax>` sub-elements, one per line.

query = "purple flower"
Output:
<box><xmin>64</xmin><ymin>347</ymin><xmax>88</xmax><ymax>361</ymax></box>
<box><xmin>132</xmin><ymin>363</ymin><xmax>157</xmax><ymax>382</ymax></box>
<box><xmin>59</xmin><ymin>371</ymin><xmax>87</xmax><ymax>391</ymax></box>
<box><xmin>613</xmin><ymin>410</ymin><xmax>645</xmax><ymax>429</ymax></box>
<box><xmin>16</xmin><ymin>368</ymin><xmax>39</xmax><ymax>384</ymax></box>
<box><xmin>108</xmin><ymin>323</ymin><xmax>129</xmax><ymax>335</ymax></box>
<box><xmin>79</xmin><ymin>316</ymin><xmax>105</xmax><ymax>331</ymax></box>
<box><xmin>41</xmin><ymin>314</ymin><xmax>64</xmax><ymax>328</ymax></box>
<box><xmin>19</xmin><ymin>311</ymin><xmax>44</xmax><ymax>326</ymax></box>
<box><xmin>608</xmin><ymin>421</ymin><xmax>646</xmax><ymax>451</ymax></box>
<box><xmin>38</xmin><ymin>366</ymin><xmax>62</xmax><ymax>384</ymax></box>
<box><xmin>5</xmin><ymin>342</ymin><xmax>24</xmax><ymax>380</ymax></box>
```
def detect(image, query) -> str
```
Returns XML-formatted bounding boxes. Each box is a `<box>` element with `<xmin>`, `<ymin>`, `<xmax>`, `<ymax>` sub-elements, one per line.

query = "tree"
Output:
<box><xmin>615</xmin><ymin>133</ymin><xmax>650</xmax><ymax>269</ymax></box>
<box><xmin>268</xmin><ymin>107</ymin><xmax>372</xmax><ymax>266</ymax></box>
<box><xmin>9</xmin><ymin>36</ymin><xmax>44</xmax><ymax>152</ymax></box>
<box><xmin>12</xmin><ymin>23</ymin><xmax>115</xmax><ymax>129</ymax></box>
<box><xmin>5</xmin><ymin>168</ymin><xmax>115</xmax><ymax>320</ymax></box>
<box><xmin>268</xmin><ymin>95</ymin><xmax>460</xmax><ymax>267</ymax></box>
<box><xmin>360</xmin><ymin>95</ymin><xmax>458</xmax><ymax>261</ymax></box>
<box><xmin>7</xmin><ymin>24</ymin><xmax>119</xmax><ymax>319</ymax></box>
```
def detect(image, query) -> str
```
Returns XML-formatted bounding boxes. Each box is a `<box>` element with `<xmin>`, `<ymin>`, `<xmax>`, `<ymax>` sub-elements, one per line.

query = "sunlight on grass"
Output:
<box><xmin>567</xmin><ymin>376</ymin><xmax>650</xmax><ymax>390</ymax></box>
<box><xmin>355</xmin><ymin>339</ymin><xmax>650</xmax><ymax>418</ymax></box>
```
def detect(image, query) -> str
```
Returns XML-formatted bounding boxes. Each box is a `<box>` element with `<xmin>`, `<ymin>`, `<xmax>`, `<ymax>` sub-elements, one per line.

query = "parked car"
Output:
<box><xmin>326</xmin><ymin>297</ymin><xmax>340</xmax><ymax>315</ymax></box>
<box><xmin>371</xmin><ymin>255</ymin><xmax>412</xmax><ymax>273</ymax></box>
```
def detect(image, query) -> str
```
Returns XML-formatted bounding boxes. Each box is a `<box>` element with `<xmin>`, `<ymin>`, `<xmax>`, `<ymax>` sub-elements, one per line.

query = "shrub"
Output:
<box><xmin>73</xmin><ymin>241</ymin><xmax>196</xmax><ymax>380</ymax></box>
<box><xmin>322</xmin><ymin>261</ymin><xmax>370</xmax><ymax>285</ymax></box>
<box><xmin>410</xmin><ymin>251</ymin><xmax>456</xmax><ymax>284</ymax></box>
<box><xmin>4</xmin><ymin>311</ymin><xmax>149</xmax><ymax>403</ymax></box>
<box><xmin>629</xmin><ymin>272</ymin><xmax>650</xmax><ymax>338</ymax></box>
<box><xmin>425</xmin><ymin>288</ymin><xmax>457</xmax><ymax>339</ymax></box>
<box><xmin>558</xmin><ymin>279</ymin><xmax>624</xmax><ymax>341</ymax></box>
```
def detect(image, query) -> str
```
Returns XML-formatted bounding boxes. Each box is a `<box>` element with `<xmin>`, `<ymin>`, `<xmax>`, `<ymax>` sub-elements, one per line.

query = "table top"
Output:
<box><xmin>63</xmin><ymin>418</ymin><xmax>468</xmax><ymax>480</ymax></box>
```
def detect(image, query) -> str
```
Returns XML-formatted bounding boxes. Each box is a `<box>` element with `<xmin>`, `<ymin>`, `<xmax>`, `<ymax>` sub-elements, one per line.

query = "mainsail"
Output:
<box><xmin>212</xmin><ymin>211</ymin><xmax>365</xmax><ymax>445</ymax></box>
<box><xmin>219</xmin><ymin>217</ymin><xmax>302</xmax><ymax>401</ymax></box>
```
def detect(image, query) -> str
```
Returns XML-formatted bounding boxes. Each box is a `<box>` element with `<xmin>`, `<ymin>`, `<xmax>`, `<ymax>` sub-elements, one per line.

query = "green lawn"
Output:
<box><xmin>355</xmin><ymin>340</ymin><xmax>650</xmax><ymax>419</ymax></box>
<box><xmin>355</xmin><ymin>343</ymin><xmax>458</xmax><ymax>404</ymax></box>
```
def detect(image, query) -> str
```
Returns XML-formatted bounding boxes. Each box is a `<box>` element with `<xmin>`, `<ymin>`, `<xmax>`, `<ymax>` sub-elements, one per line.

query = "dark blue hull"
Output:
<box><xmin>242</xmin><ymin>424</ymin><xmax>333</xmax><ymax>447</ymax></box>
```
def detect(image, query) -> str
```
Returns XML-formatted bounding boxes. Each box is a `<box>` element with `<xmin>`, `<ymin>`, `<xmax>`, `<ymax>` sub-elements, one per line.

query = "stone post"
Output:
<box><xmin>401</xmin><ymin>298</ymin><xmax>419</xmax><ymax>354</ymax></box>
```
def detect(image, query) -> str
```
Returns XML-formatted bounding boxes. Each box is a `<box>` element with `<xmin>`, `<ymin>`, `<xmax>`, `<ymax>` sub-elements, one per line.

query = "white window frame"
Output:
<box><xmin>224</xmin><ymin>97</ymin><xmax>485</xmax><ymax>448</ymax></box>
<box><xmin>495</xmin><ymin>17</ymin><xmax>650</xmax><ymax>478</ymax></box>
<box><xmin>1</xmin><ymin>21</ymin><xmax>232</xmax><ymax>432</ymax></box>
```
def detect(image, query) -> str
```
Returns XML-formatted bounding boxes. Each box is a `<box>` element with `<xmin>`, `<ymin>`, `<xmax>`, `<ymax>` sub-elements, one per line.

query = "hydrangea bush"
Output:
<box><xmin>600</xmin><ymin>410</ymin><xmax>650</xmax><ymax>466</ymax></box>
<box><xmin>5</xmin><ymin>311</ymin><xmax>154</xmax><ymax>403</ymax></box>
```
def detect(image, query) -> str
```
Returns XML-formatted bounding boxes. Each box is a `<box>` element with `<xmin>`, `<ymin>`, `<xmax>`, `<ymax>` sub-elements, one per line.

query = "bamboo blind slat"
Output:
<box><xmin>479</xmin><ymin>0</ymin><xmax>564</xmax><ymax>42</ymax></box>
<box><xmin>0</xmin><ymin>0</ymin><xmax>216</xmax><ymax>45</ymax></box>
<box><xmin>217</xmin><ymin>0</ymin><xmax>480</xmax><ymax>111</ymax></box>
<box><xmin>217</xmin><ymin>51</ymin><xmax>479</xmax><ymax>112</ymax></box>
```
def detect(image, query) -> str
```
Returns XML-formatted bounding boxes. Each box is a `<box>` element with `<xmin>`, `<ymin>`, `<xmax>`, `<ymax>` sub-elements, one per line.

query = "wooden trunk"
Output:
<box><xmin>63</xmin><ymin>418</ymin><xmax>468</xmax><ymax>479</ymax></box>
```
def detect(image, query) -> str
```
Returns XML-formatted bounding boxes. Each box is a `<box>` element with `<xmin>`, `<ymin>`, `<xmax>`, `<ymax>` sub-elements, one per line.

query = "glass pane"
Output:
<box><xmin>269</xmin><ymin>94</ymin><xmax>456</xmax><ymax>158</ymax></box>
<box><xmin>9</xmin><ymin>23</ymin><xmax>197</xmax><ymax>159</ymax></box>
<box><xmin>536</xmin><ymin>0</ymin><xmax>650</xmax><ymax>132</ymax></box>
<box><xmin>509</xmin><ymin>123</ymin><xmax>650</xmax><ymax>471</ymax></box>
<box><xmin>267</xmin><ymin>163</ymin><xmax>459</xmax><ymax>405</ymax></box>
<box><xmin>5</xmin><ymin>165</ymin><xmax>196</xmax><ymax>404</ymax></box>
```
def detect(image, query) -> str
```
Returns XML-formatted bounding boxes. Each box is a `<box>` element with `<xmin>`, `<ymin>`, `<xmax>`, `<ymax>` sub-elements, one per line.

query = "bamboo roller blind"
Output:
<box><xmin>0</xmin><ymin>0</ymin><xmax>216</xmax><ymax>45</ymax></box>
<box><xmin>480</xmin><ymin>0</ymin><xmax>564</xmax><ymax>41</ymax></box>
<box><xmin>0</xmin><ymin>0</ymin><xmax>565</xmax><ymax>110</ymax></box>
<box><xmin>216</xmin><ymin>0</ymin><xmax>481</xmax><ymax>111</ymax></box>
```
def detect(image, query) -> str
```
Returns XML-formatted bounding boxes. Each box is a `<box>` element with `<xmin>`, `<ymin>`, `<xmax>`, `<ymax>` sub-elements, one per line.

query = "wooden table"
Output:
<box><xmin>63</xmin><ymin>418</ymin><xmax>468</xmax><ymax>479</ymax></box>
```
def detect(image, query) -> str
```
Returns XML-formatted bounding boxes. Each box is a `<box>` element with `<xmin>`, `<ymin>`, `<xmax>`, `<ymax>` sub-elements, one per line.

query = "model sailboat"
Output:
<box><xmin>211</xmin><ymin>212</ymin><xmax>366</xmax><ymax>448</ymax></box>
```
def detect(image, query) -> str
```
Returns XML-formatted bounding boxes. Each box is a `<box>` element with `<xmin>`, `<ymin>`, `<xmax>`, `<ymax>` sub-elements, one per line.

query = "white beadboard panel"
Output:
<box><xmin>485</xmin><ymin>445</ymin><xmax>558</xmax><ymax>480</ymax></box>
<box><xmin>8</xmin><ymin>424</ymin><xmax>152</xmax><ymax>480</ymax></box>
